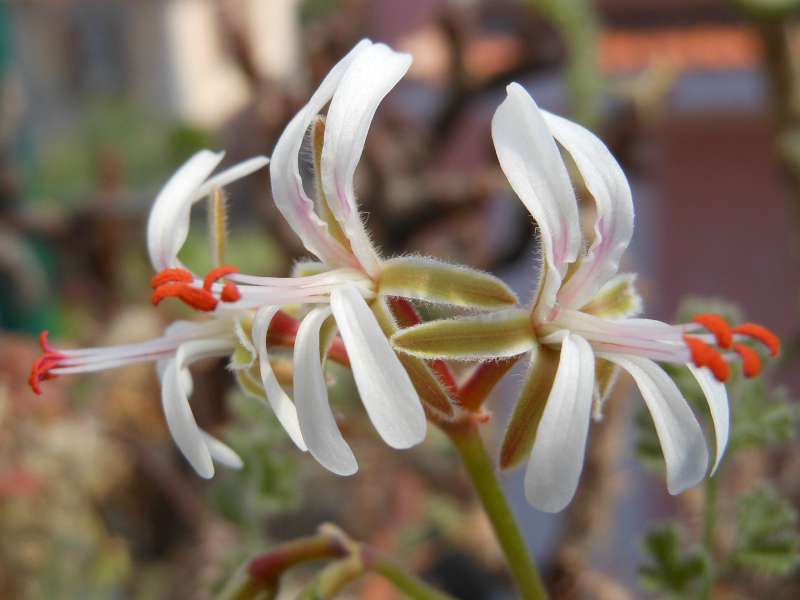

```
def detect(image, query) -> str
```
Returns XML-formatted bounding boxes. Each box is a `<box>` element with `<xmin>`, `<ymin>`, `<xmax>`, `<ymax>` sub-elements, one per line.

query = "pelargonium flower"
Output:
<box><xmin>392</xmin><ymin>83</ymin><xmax>780</xmax><ymax>512</ymax></box>
<box><xmin>30</xmin><ymin>40</ymin><xmax>519</xmax><ymax>479</ymax></box>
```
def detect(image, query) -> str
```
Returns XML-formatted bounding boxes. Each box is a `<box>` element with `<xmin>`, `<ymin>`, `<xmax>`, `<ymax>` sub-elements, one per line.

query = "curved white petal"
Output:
<box><xmin>293</xmin><ymin>307</ymin><xmax>358</xmax><ymax>475</ymax></box>
<box><xmin>270</xmin><ymin>40</ymin><xmax>372</xmax><ymax>269</ymax></box>
<box><xmin>603</xmin><ymin>354</ymin><xmax>709</xmax><ymax>494</ymax></box>
<box><xmin>330</xmin><ymin>285</ymin><xmax>426</xmax><ymax>449</ymax></box>
<box><xmin>544</xmin><ymin>111</ymin><xmax>634</xmax><ymax>310</ymax></box>
<box><xmin>321</xmin><ymin>43</ymin><xmax>411</xmax><ymax>277</ymax></box>
<box><xmin>193</xmin><ymin>156</ymin><xmax>269</xmax><ymax>201</ymax></box>
<box><xmin>492</xmin><ymin>83</ymin><xmax>581</xmax><ymax>317</ymax></box>
<box><xmin>688</xmin><ymin>363</ymin><xmax>729</xmax><ymax>475</ymax></box>
<box><xmin>161</xmin><ymin>339</ymin><xmax>235</xmax><ymax>478</ymax></box>
<box><xmin>252</xmin><ymin>306</ymin><xmax>307</xmax><ymax>451</ymax></box>
<box><xmin>524</xmin><ymin>333</ymin><xmax>595</xmax><ymax>512</ymax></box>
<box><xmin>201</xmin><ymin>430</ymin><xmax>244</xmax><ymax>469</ymax></box>
<box><xmin>147</xmin><ymin>150</ymin><xmax>223</xmax><ymax>271</ymax></box>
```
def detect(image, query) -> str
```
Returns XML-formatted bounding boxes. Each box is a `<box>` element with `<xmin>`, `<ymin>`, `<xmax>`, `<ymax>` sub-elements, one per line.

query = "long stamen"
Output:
<box><xmin>692</xmin><ymin>313</ymin><xmax>733</xmax><ymax>348</ymax></box>
<box><xmin>151</xmin><ymin>282</ymin><xmax>219</xmax><ymax>312</ymax></box>
<box><xmin>733</xmin><ymin>323</ymin><xmax>780</xmax><ymax>357</ymax></box>
<box><xmin>203</xmin><ymin>265</ymin><xmax>240</xmax><ymax>292</ymax></box>
<box><xmin>732</xmin><ymin>343</ymin><xmax>763</xmax><ymax>378</ymax></box>
<box><xmin>151</xmin><ymin>268</ymin><xmax>194</xmax><ymax>289</ymax></box>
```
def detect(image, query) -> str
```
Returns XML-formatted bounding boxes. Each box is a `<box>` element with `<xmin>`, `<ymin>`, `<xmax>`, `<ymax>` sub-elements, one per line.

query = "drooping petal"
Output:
<box><xmin>293</xmin><ymin>307</ymin><xmax>358</xmax><ymax>475</ymax></box>
<box><xmin>269</xmin><ymin>40</ymin><xmax>372</xmax><ymax>269</ymax></box>
<box><xmin>148</xmin><ymin>150</ymin><xmax>223</xmax><ymax>271</ymax></box>
<box><xmin>524</xmin><ymin>333</ymin><xmax>595</xmax><ymax>512</ymax></box>
<box><xmin>602</xmin><ymin>354</ymin><xmax>709</xmax><ymax>494</ymax></box>
<box><xmin>543</xmin><ymin>110</ymin><xmax>634</xmax><ymax>311</ymax></box>
<box><xmin>201</xmin><ymin>431</ymin><xmax>244</xmax><ymax>469</ymax></box>
<box><xmin>492</xmin><ymin>83</ymin><xmax>581</xmax><ymax>317</ymax></box>
<box><xmin>252</xmin><ymin>306</ymin><xmax>307</xmax><ymax>451</ymax></box>
<box><xmin>321</xmin><ymin>43</ymin><xmax>411</xmax><ymax>276</ymax></box>
<box><xmin>688</xmin><ymin>363</ymin><xmax>729</xmax><ymax>475</ymax></box>
<box><xmin>330</xmin><ymin>286</ymin><xmax>426</xmax><ymax>449</ymax></box>
<box><xmin>193</xmin><ymin>156</ymin><xmax>270</xmax><ymax>201</ymax></box>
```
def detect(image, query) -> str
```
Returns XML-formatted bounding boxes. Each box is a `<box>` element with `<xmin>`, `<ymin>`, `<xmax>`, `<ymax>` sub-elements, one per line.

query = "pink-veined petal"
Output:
<box><xmin>492</xmin><ymin>83</ymin><xmax>581</xmax><ymax>317</ymax></box>
<box><xmin>330</xmin><ymin>285</ymin><xmax>426</xmax><ymax>449</ymax></box>
<box><xmin>293</xmin><ymin>307</ymin><xmax>358</xmax><ymax>475</ymax></box>
<box><xmin>252</xmin><ymin>306</ymin><xmax>307</xmax><ymax>451</ymax></box>
<box><xmin>543</xmin><ymin>111</ymin><xmax>634</xmax><ymax>310</ymax></box>
<box><xmin>524</xmin><ymin>332</ymin><xmax>595</xmax><ymax>512</ymax></box>
<box><xmin>147</xmin><ymin>150</ymin><xmax>223</xmax><ymax>271</ymax></box>
<box><xmin>269</xmin><ymin>41</ymin><xmax>373</xmax><ymax>269</ymax></box>
<box><xmin>688</xmin><ymin>363</ymin><xmax>729</xmax><ymax>475</ymax></box>
<box><xmin>603</xmin><ymin>354</ymin><xmax>709</xmax><ymax>494</ymax></box>
<box><xmin>201</xmin><ymin>431</ymin><xmax>244</xmax><ymax>469</ymax></box>
<box><xmin>321</xmin><ymin>43</ymin><xmax>411</xmax><ymax>277</ymax></box>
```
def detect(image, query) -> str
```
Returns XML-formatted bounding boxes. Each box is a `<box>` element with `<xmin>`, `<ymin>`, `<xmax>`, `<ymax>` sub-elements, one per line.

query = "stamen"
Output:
<box><xmin>203</xmin><ymin>266</ymin><xmax>240</xmax><ymax>292</ymax></box>
<box><xmin>707</xmin><ymin>352</ymin><xmax>730</xmax><ymax>382</ymax></box>
<box><xmin>151</xmin><ymin>268</ymin><xmax>193</xmax><ymax>289</ymax></box>
<box><xmin>733</xmin><ymin>323</ymin><xmax>780</xmax><ymax>357</ymax></box>
<box><xmin>151</xmin><ymin>283</ymin><xmax>219</xmax><ymax>312</ymax></box>
<box><xmin>28</xmin><ymin>353</ymin><xmax>63</xmax><ymax>394</ymax></box>
<box><xmin>732</xmin><ymin>343</ymin><xmax>762</xmax><ymax>378</ymax></box>
<box><xmin>221</xmin><ymin>281</ymin><xmax>241</xmax><ymax>303</ymax></box>
<box><xmin>683</xmin><ymin>335</ymin><xmax>714</xmax><ymax>368</ymax></box>
<box><xmin>693</xmin><ymin>313</ymin><xmax>733</xmax><ymax>348</ymax></box>
<box><xmin>39</xmin><ymin>330</ymin><xmax>55</xmax><ymax>353</ymax></box>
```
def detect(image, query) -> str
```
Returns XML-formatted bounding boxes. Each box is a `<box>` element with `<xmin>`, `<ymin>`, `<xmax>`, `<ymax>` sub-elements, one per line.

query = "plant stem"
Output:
<box><xmin>367</xmin><ymin>551</ymin><xmax>459</xmax><ymax>600</ymax></box>
<box><xmin>700</xmin><ymin>475</ymin><xmax>719</xmax><ymax>600</ymax></box>
<box><xmin>447</xmin><ymin>421</ymin><xmax>548</xmax><ymax>599</ymax></box>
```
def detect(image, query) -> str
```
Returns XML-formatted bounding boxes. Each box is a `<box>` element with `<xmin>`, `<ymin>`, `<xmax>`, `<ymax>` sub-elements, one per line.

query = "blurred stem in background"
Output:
<box><xmin>527</xmin><ymin>0</ymin><xmax>604</xmax><ymax>127</ymax></box>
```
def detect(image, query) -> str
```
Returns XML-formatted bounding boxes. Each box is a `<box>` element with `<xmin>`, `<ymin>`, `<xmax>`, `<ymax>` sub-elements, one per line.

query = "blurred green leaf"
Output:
<box><xmin>638</xmin><ymin>525</ymin><xmax>707</xmax><ymax>597</ymax></box>
<box><xmin>732</xmin><ymin>487</ymin><xmax>800</xmax><ymax>575</ymax></box>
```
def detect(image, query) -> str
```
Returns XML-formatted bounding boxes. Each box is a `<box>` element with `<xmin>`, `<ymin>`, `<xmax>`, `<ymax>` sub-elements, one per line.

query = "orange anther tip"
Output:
<box><xmin>693</xmin><ymin>314</ymin><xmax>733</xmax><ymax>348</ymax></box>
<box><xmin>151</xmin><ymin>268</ymin><xmax>193</xmax><ymax>289</ymax></box>
<box><xmin>684</xmin><ymin>335</ymin><xmax>713</xmax><ymax>367</ymax></box>
<box><xmin>733</xmin><ymin>343</ymin><xmax>763</xmax><ymax>378</ymax></box>
<box><xmin>733</xmin><ymin>323</ymin><xmax>780</xmax><ymax>357</ymax></box>
<box><xmin>220</xmin><ymin>282</ymin><xmax>241</xmax><ymax>303</ymax></box>
<box><xmin>203</xmin><ymin>266</ymin><xmax>240</xmax><ymax>291</ymax></box>
<box><xmin>151</xmin><ymin>282</ymin><xmax>218</xmax><ymax>312</ymax></box>
<box><xmin>707</xmin><ymin>352</ymin><xmax>730</xmax><ymax>383</ymax></box>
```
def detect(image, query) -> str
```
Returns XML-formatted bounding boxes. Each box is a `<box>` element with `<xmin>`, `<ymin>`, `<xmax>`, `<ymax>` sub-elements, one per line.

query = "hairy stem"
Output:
<box><xmin>700</xmin><ymin>474</ymin><xmax>719</xmax><ymax>600</ymax></box>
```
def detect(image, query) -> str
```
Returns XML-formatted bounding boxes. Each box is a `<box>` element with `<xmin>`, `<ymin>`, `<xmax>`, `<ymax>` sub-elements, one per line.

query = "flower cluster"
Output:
<box><xmin>30</xmin><ymin>40</ymin><xmax>779</xmax><ymax>512</ymax></box>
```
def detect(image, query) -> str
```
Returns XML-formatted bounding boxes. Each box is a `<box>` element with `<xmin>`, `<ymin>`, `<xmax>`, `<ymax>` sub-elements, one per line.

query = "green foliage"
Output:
<box><xmin>732</xmin><ymin>488</ymin><xmax>800</xmax><ymax>575</ymax></box>
<box><xmin>638</xmin><ymin>525</ymin><xmax>707</xmax><ymax>597</ymax></box>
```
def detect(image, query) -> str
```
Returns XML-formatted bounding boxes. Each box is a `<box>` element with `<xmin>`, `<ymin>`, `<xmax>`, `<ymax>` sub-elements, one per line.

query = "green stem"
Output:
<box><xmin>447</xmin><ymin>422</ymin><xmax>548</xmax><ymax>599</ymax></box>
<box><xmin>700</xmin><ymin>475</ymin><xmax>719</xmax><ymax>600</ymax></box>
<box><xmin>297</xmin><ymin>554</ymin><xmax>365</xmax><ymax>600</ymax></box>
<box><xmin>367</xmin><ymin>552</ymin><xmax>458</xmax><ymax>600</ymax></box>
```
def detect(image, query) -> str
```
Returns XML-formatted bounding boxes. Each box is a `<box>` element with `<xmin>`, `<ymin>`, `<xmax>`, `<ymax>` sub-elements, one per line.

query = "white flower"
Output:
<box><xmin>393</xmin><ymin>83</ymin><xmax>780</xmax><ymax>513</ymax></box>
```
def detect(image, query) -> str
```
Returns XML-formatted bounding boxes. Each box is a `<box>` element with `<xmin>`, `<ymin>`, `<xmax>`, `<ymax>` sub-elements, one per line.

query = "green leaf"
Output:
<box><xmin>379</xmin><ymin>256</ymin><xmax>519</xmax><ymax>309</ymax></box>
<box><xmin>638</xmin><ymin>525</ymin><xmax>707</xmax><ymax>597</ymax></box>
<box><xmin>499</xmin><ymin>345</ymin><xmax>558</xmax><ymax>469</ymax></box>
<box><xmin>732</xmin><ymin>487</ymin><xmax>800</xmax><ymax>575</ymax></box>
<box><xmin>391</xmin><ymin>309</ymin><xmax>535</xmax><ymax>360</ymax></box>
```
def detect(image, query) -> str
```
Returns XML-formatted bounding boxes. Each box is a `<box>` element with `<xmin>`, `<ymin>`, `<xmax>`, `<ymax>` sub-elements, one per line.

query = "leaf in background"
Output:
<box><xmin>638</xmin><ymin>525</ymin><xmax>707</xmax><ymax>597</ymax></box>
<box><xmin>732</xmin><ymin>487</ymin><xmax>800</xmax><ymax>575</ymax></box>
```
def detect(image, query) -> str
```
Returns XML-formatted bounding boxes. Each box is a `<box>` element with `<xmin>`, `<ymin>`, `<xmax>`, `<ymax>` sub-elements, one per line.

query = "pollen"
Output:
<box><xmin>151</xmin><ymin>268</ymin><xmax>193</xmax><ymax>289</ymax></box>
<box><xmin>28</xmin><ymin>345</ymin><xmax>65</xmax><ymax>395</ymax></box>
<box><xmin>151</xmin><ymin>282</ymin><xmax>219</xmax><ymax>312</ymax></box>
<box><xmin>733</xmin><ymin>323</ymin><xmax>780</xmax><ymax>357</ymax></box>
<box><xmin>203</xmin><ymin>265</ymin><xmax>240</xmax><ymax>292</ymax></box>
<box><xmin>732</xmin><ymin>343</ymin><xmax>763</xmax><ymax>378</ymax></box>
<box><xmin>692</xmin><ymin>313</ymin><xmax>733</xmax><ymax>348</ymax></box>
<box><xmin>683</xmin><ymin>335</ymin><xmax>714</xmax><ymax>368</ymax></box>
<box><xmin>221</xmin><ymin>281</ymin><xmax>241</xmax><ymax>302</ymax></box>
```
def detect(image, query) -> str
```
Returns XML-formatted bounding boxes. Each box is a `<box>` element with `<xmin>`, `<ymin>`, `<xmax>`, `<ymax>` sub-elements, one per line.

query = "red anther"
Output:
<box><xmin>203</xmin><ymin>266</ymin><xmax>240</xmax><ymax>292</ymax></box>
<box><xmin>39</xmin><ymin>331</ymin><xmax>55</xmax><ymax>353</ymax></box>
<box><xmin>151</xmin><ymin>268</ymin><xmax>193</xmax><ymax>289</ymax></box>
<box><xmin>707</xmin><ymin>351</ymin><xmax>730</xmax><ymax>383</ymax></box>
<box><xmin>693</xmin><ymin>313</ymin><xmax>733</xmax><ymax>348</ymax></box>
<box><xmin>683</xmin><ymin>335</ymin><xmax>714</xmax><ymax>367</ymax></box>
<box><xmin>28</xmin><ymin>353</ymin><xmax>62</xmax><ymax>394</ymax></box>
<box><xmin>733</xmin><ymin>323</ymin><xmax>780</xmax><ymax>357</ymax></box>
<box><xmin>220</xmin><ymin>281</ymin><xmax>241</xmax><ymax>303</ymax></box>
<box><xmin>732</xmin><ymin>343</ymin><xmax>763</xmax><ymax>378</ymax></box>
<box><xmin>151</xmin><ymin>282</ymin><xmax>218</xmax><ymax>312</ymax></box>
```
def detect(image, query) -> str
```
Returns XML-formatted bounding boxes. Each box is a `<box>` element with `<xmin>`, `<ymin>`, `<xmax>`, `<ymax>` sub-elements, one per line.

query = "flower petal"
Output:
<box><xmin>193</xmin><ymin>156</ymin><xmax>269</xmax><ymax>201</ymax></box>
<box><xmin>293</xmin><ymin>307</ymin><xmax>358</xmax><ymax>475</ymax></box>
<box><xmin>201</xmin><ymin>431</ymin><xmax>244</xmax><ymax>469</ymax></box>
<box><xmin>524</xmin><ymin>333</ymin><xmax>595</xmax><ymax>512</ymax></box>
<box><xmin>543</xmin><ymin>110</ymin><xmax>634</xmax><ymax>311</ymax></box>
<box><xmin>331</xmin><ymin>286</ymin><xmax>426</xmax><ymax>449</ymax></box>
<box><xmin>321</xmin><ymin>43</ymin><xmax>411</xmax><ymax>277</ymax></box>
<box><xmin>252</xmin><ymin>306</ymin><xmax>307</xmax><ymax>451</ymax></box>
<box><xmin>602</xmin><ymin>354</ymin><xmax>709</xmax><ymax>494</ymax></box>
<box><xmin>269</xmin><ymin>40</ymin><xmax>372</xmax><ymax>269</ymax></box>
<box><xmin>688</xmin><ymin>363</ymin><xmax>729</xmax><ymax>475</ymax></box>
<box><xmin>492</xmin><ymin>83</ymin><xmax>581</xmax><ymax>316</ymax></box>
<box><xmin>147</xmin><ymin>150</ymin><xmax>223</xmax><ymax>271</ymax></box>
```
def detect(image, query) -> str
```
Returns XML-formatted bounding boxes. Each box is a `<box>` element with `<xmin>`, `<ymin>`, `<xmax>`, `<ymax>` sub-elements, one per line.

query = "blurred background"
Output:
<box><xmin>1</xmin><ymin>0</ymin><xmax>799</xmax><ymax>598</ymax></box>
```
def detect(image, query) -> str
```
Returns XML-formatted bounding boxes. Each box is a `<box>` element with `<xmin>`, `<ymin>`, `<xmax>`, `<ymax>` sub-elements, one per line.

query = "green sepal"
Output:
<box><xmin>379</xmin><ymin>256</ymin><xmax>519</xmax><ymax>310</ymax></box>
<box><xmin>391</xmin><ymin>309</ymin><xmax>535</xmax><ymax>360</ymax></box>
<box><xmin>592</xmin><ymin>357</ymin><xmax>620</xmax><ymax>419</ymax></box>
<box><xmin>499</xmin><ymin>345</ymin><xmax>559</xmax><ymax>469</ymax></box>
<box><xmin>582</xmin><ymin>273</ymin><xmax>642</xmax><ymax>319</ymax></box>
<box><xmin>371</xmin><ymin>297</ymin><xmax>455</xmax><ymax>418</ymax></box>
<box><xmin>229</xmin><ymin>318</ymin><xmax>256</xmax><ymax>371</ymax></box>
